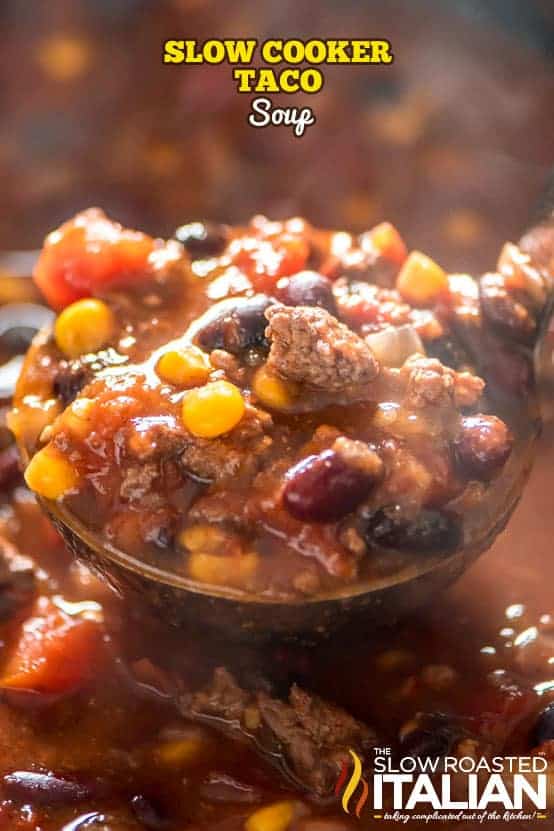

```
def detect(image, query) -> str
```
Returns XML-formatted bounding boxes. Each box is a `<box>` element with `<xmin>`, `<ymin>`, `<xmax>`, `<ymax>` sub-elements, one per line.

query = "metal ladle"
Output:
<box><xmin>2</xmin><ymin>204</ymin><xmax>553</xmax><ymax>639</ymax></box>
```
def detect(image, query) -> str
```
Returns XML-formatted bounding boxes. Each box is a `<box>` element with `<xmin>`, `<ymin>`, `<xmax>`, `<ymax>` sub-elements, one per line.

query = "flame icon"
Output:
<box><xmin>336</xmin><ymin>749</ymin><xmax>369</xmax><ymax>819</ymax></box>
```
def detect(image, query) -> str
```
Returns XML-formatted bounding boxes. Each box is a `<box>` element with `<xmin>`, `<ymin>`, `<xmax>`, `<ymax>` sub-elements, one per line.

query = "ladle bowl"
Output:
<box><xmin>38</xmin><ymin>412</ymin><xmax>536</xmax><ymax>639</ymax></box>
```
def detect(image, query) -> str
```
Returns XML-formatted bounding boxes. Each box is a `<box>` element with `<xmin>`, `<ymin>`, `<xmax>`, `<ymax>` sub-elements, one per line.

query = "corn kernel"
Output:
<box><xmin>245</xmin><ymin>801</ymin><xmax>295</xmax><ymax>831</ymax></box>
<box><xmin>154</xmin><ymin>737</ymin><xmax>204</xmax><ymax>767</ymax></box>
<box><xmin>243</xmin><ymin>706</ymin><xmax>261</xmax><ymax>731</ymax></box>
<box><xmin>179</xmin><ymin>524</ymin><xmax>228</xmax><ymax>553</ymax></box>
<box><xmin>252</xmin><ymin>366</ymin><xmax>296</xmax><ymax>410</ymax></box>
<box><xmin>54</xmin><ymin>298</ymin><xmax>114</xmax><ymax>358</ymax></box>
<box><xmin>156</xmin><ymin>346</ymin><xmax>211</xmax><ymax>388</ymax></box>
<box><xmin>24</xmin><ymin>446</ymin><xmax>79</xmax><ymax>500</ymax></box>
<box><xmin>396</xmin><ymin>251</ymin><xmax>448</xmax><ymax>307</ymax></box>
<box><xmin>182</xmin><ymin>380</ymin><xmax>245</xmax><ymax>438</ymax></box>
<box><xmin>188</xmin><ymin>551</ymin><xmax>259</xmax><ymax>589</ymax></box>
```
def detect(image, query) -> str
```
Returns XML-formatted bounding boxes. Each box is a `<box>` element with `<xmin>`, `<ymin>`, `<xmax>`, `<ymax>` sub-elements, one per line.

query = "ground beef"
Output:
<box><xmin>180</xmin><ymin>667</ymin><xmax>376</xmax><ymax>798</ymax></box>
<box><xmin>209</xmin><ymin>349</ymin><xmax>247</xmax><ymax>384</ymax></box>
<box><xmin>119</xmin><ymin>463</ymin><xmax>159</xmax><ymax>501</ymax></box>
<box><xmin>0</xmin><ymin>538</ymin><xmax>35</xmax><ymax>622</ymax></box>
<box><xmin>126</xmin><ymin>416</ymin><xmax>186</xmax><ymax>462</ymax></box>
<box><xmin>265</xmin><ymin>305</ymin><xmax>379</xmax><ymax>391</ymax></box>
<box><xmin>333</xmin><ymin>436</ymin><xmax>383</xmax><ymax>478</ymax></box>
<box><xmin>400</xmin><ymin>355</ymin><xmax>484</xmax><ymax>409</ymax></box>
<box><xmin>181</xmin><ymin>403</ymin><xmax>273</xmax><ymax>482</ymax></box>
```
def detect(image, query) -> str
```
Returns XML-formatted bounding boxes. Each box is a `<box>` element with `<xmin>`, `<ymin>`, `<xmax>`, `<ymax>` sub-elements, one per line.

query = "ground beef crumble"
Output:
<box><xmin>400</xmin><ymin>355</ymin><xmax>485</xmax><ymax>409</ymax></box>
<box><xmin>265</xmin><ymin>305</ymin><xmax>379</xmax><ymax>391</ymax></box>
<box><xmin>180</xmin><ymin>667</ymin><xmax>376</xmax><ymax>798</ymax></box>
<box><xmin>180</xmin><ymin>402</ymin><xmax>273</xmax><ymax>482</ymax></box>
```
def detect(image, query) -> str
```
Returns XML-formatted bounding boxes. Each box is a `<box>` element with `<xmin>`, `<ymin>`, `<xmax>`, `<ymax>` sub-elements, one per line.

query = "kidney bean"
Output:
<box><xmin>363</xmin><ymin>507</ymin><xmax>461</xmax><ymax>553</ymax></box>
<box><xmin>276</xmin><ymin>271</ymin><xmax>337</xmax><ymax>315</ymax></box>
<box><xmin>60</xmin><ymin>813</ymin><xmax>108</xmax><ymax>831</ymax></box>
<box><xmin>532</xmin><ymin>702</ymin><xmax>554</xmax><ymax>746</ymax></box>
<box><xmin>175</xmin><ymin>221</ymin><xmax>229</xmax><ymax>259</ymax></box>
<box><xmin>479</xmin><ymin>272</ymin><xmax>536</xmax><ymax>343</ymax></box>
<box><xmin>3</xmin><ymin>771</ymin><xmax>92</xmax><ymax>805</ymax></box>
<box><xmin>194</xmin><ymin>295</ymin><xmax>275</xmax><ymax>355</ymax></box>
<box><xmin>282</xmin><ymin>448</ymin><xmax>380</xmax><ymax>523</ymax></box>
<box><xmin>454</xmin><ymin>415</ymin><xmax>512</xmax><ymax>480</ymax></box>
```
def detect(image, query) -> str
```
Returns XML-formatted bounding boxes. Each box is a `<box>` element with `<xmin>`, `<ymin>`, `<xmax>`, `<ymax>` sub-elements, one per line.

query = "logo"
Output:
<box><xmin>336</xmin><ymin>750</ymin><xmax>369</xmax><ymax>818</ymax></box>
<box><xmin>335</xmin><ymin>748</ymin><xmax>550</xmax><ymax>824</ymax></box>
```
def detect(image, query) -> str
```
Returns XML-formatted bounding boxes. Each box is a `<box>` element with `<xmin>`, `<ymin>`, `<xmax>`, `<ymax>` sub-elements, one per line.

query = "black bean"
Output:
<box><xmin>194</xmin><ymin>295</ymin><xmax>275</xmax><ymax>355</ymax></box>
<box><xmin>363</xmin><ymin>507</ymin><xmax>461</xmax><ymax>553</ymax></box>
<box><xmin>400</xmin><ymin>728</ymin><xmax>452</xmax><ymax>760</ymax></box>
<box><xmin>400</xmin><ymin>713</ymin><xmax>468</xmax><ymax>761</ymax></box>
<box><xmin>532</xmin><ymin>702</ymin><xmax>554</xmax><ymax>746</ymax></box>
<box><xmin>0</xmin><ymin>304</ymin><xmax>54</xmax><ymax>354</ymax></box>
<box><xmin>60</xmin><ymin>813</ymin><xmax>108</xmax><ymax>831</ymax></box>
<box><xmin>3</xmin><ymin>771</ymin><xmax>92</xmax><ymax>805</ymax></box>
<box><xmin>175</xmin><ymin>221</ymin><xmax>228</xmax><ymax>259</ymax></box>
<box><xmin>277</xmin><ymin>271</ymin><xmax>337</xmax><ymax>315</ymax></box>
<box><xmin>454</xmin><ymin>415</ymin><xmax>512</xmax><ymax>480</ymax></box>
<box><xmin>426</xmin><ymin>337</ymin><xmax>470</xmax><ymax>370</ymax></box>
<box><xmin>130</xmin><ymin>795</ymin><xmax>169</xmax><ymax>830</ymax></box>
<box><xmin>283</xmin><ymin>449</ymin><xmax>379</xmax><ymax>523</ymax></box>
<box><xmin>54</xmin><ymin>361</ymin><xmax>88</xmax><ymax>406</ymax></box>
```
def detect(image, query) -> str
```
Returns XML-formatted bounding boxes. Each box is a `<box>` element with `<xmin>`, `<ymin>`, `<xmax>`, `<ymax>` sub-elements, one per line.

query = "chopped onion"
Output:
<box><xmin>366</xmin><ymin>324</ymin><xmax>424</xmax><ymax>367</ymax></box>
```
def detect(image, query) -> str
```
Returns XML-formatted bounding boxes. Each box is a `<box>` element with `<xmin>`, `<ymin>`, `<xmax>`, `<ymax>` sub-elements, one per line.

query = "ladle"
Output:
<box><xmin>3</xmin><ymin>203</ymin><xmax>553</xmax><ymax>638</ymax></box>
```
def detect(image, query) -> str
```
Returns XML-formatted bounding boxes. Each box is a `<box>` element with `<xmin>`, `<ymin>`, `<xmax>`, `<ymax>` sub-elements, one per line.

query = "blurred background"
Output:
<box><xmin>0</xmin><ymin>0</ymin><xmax>553</xmax><ymax>275</ymax></box>
<box><xmin>0</xmin><ymin>0</ymin><xmax>552</xmax><ymax>685</ymax></box>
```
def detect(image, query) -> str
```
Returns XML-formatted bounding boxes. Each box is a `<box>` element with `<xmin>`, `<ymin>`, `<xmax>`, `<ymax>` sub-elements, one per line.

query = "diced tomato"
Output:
<box><xmin>1</xmin><ymin>597</ymin><xmax>104</xmax><ymax>694</ymax></box>
<box><xmin>369</xmin><ymin>222</ymin><xmax>407</xmax><ymax>266</ymax></box>
<box><xmin>230</xmin><ymin>233</ymin><xmax>309</xmax><ymax>291</ymax></box>
<box><xmin>33</xmin><ymin>209</ymin><xmax>156</xmax><ymax>310</ymax></box>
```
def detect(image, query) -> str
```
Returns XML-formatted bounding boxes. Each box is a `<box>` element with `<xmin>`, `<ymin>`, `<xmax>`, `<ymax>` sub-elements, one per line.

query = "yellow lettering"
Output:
<box><xmin>282</xmin><ymin>39</ymin><xmax>304</xmax><ymax>64</ymax></box>
<box><xmin>351</xmin><ymin>41</ymin><xmax>371</xmax><ymax>63</ymax></box>
<box><xmin>326</xmin><ymin>40</ymin><xmax>350</xmax><ymax>63</ymax></box>
<box><xmin>371</xmin><ymin>40</ymin><xmax>393</xmax><ymax>63</ymax></box>
<box><xmin>256</xmin><ymin>68</ymin><xmax>280</xmax><ymax>93</ymax></box>
<box><xmin>261</xmin><ymin>39</ymin><xmax>283</xmax><ymax>64</ymax></box>
<box><xmin>224</xmin><ymin>39</ymin><xmax>257</xmax><ymax>64</ymax></box>
<box><xmin>163</xmin><ymin>40</ymin><xmax>185</xmax><ymax>64</ymax></box>
<box><xmin>233</xmin><ymin>68</ymin><xmax>256</xmax><ymax>92</ymax></box>
<box><xmin>279</xmin><ymin>69</ymin><xmax>299</xmax><ymax>93</ymax></box>
<box><xmin>304</xmin><ymin>40</ymin><xmax>327</xmax><ymax>64</ymax></box>
<box><xmin>300</xmin><ymin>68</ymin><xmax>323</xmax><ymax>93</ymax></box>
<box><xmin>203</xmin><ymin>40</ymin><xmax>225</xmax><ymax>64</ymax></box>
